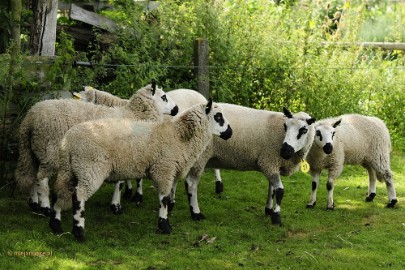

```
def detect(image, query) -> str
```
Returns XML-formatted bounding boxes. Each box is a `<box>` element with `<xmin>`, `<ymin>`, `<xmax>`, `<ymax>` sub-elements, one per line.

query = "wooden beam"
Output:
<box><xmin>321</xmin><ymin>42</ymin><xmax>405</xmax><ymax>50</ymax></box>
<box><xmin>69</xmin><ymin>4</ymin><xmax>118</xmax><ymax>32</ymax></box>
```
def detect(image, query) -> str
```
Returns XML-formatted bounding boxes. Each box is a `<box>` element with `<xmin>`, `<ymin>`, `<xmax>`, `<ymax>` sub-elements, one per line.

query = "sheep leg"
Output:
<box><xmin>110</xmin><ymin>181</ymin><xmax>124</xmax><ymax>215</ymax></box>
<box><xmin>326</xmin><ymin>177</ymin><xmax>335</xmax><ymax>210</ymax></box>
<box><xmin>307</xmin><ymin>171</ymin><xmax>320</xmax><ymax>208</ymax></box>
<box><xmin>132</xmin><ymin>179</ymin><xmax>143</xmax><ymax>205</ymax></box>
<box><xmin>365</xmin><ymin>166</ymin><xmax>377</xmax><ymax>202</ymax></box>
<box><xmin>268</xmin><ymin>175</ymin><xmax>284</xmax><ymax>225</ymax></box>
<box><xmin>185</xmin><ymin>172</ymin><xmax>206</xmax><ymax>220</ymax></box>
<box><xmin>214</xmin><ymin>169</ymin><xmax>224</xmax><ymax>194</ymax></box>
<box><xmin>37</xmin><ymin>177</ymin><xmax>52</xmax><ymax>216</ymax></box>
<box><xmin>168</xmin><ymin>179</ymin><xmax>178</xmax><ymax>214</ymax></box>
<box><xmin>381</xmin><ymin>170</ymin><xmax>397</xmax><ymax>208</ymax></box>
<box><xmin>72</xmin><ymin>191</ymin><xmax>86</xmax><ymax>242</ymax></box>
<box><xmin>28</xmin><ymin>184</ymin><xmax>40</xmax><ymax>212</ymax></box>
<box><xmin>49</xmin><ymin>202</ymin><xmax>63</xmax><ymax>234</ymax></box>
<box><xmin>158</xmin><ymin>193</ymin><xmax>172</xmax><ymax>234</ymax></box>
<box><xmin>265</xmin><ymin>184</ymin><xmax>274</xmax><ymax>216</ymax></box>
<box><xmin>123</xmin><ymin>180</ymin><xmax>133</xmax><ymax>200</ymax></box>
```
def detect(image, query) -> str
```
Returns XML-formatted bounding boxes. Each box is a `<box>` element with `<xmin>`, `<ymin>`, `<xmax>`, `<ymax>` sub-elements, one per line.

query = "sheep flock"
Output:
<box><xmin>14</xmin><ymin>83</ymin><xmax>398</xmax><ymax>242</ymax></box>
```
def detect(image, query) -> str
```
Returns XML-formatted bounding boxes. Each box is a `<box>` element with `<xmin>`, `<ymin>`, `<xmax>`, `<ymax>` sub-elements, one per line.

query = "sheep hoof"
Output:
<box><xmin>132</xmin><ymin>192</ymin><xmax>143</xmax><ymax>205</ymax></box>
<box><xmin>270</xmin><ymin>211</ymin><xmax>281</xmax><ymax>225</ymax></box>
<box><xmin>49</xmin><ymin>218</ymin><xmax>63</xmax><ymax>234</ymax></box>
<box><xmin>191</xmin><ymin>212</ymin><xmax>206</xmax><ymax>221</ymax></box>
<box><xmin>215</xmin><ymin>181</ymin><xmax>224</xmax><ymax>194</ymax></box>
<box><xmin>306</xmin><ymin>202</ymin><xmax>316</xmax><ymax>209</ymax></box>
<box><xmin>40</xmin><ymin>207</ymin><xmax>52</xmax><ymax>217</ymax></box>
<box><xmin>386</xmin><ymin>199</ymin><xmax>398</xmax><ymax>208</ymax></box>
<box><xmin>265</xmin><ymin>207</ymin><xmax>273</xmax><ymax>216</ymax></box>
<box><xmin>168</xmin><ymin>201</ymin><xmax>175</xmax><ymax>214</ymax></box>
<box><xmin>123</xmin><ymin>187</ymin><xmax>133</xmax><ymax>201</ymax></box>
<box><xmin>72</xmin><ymin>226</ymin><xmax>86</xmax><ymax>242</ymax></box>
<box><xmin>365</xmin><ymin>193</ymin><xmax>376</xmax><ymax>202</ymax></box>
<box><xmin>110</xmin><ymin>204</ymin><xmax>123</xmax><ymax>215</ymax></box>
<box><xmin>158</xmin><ymin>218</ymin><xmax>172</xmax><ymax>234</ymax></box>
<box><xmin>28</xmin><ymin>200</ymin><xmax>40</xmax><ymax>212</ymax></box>
<box><xmin>326</xmin><ymin>203</ymin><xmax>335</xmax><ymax>210</ymax></box>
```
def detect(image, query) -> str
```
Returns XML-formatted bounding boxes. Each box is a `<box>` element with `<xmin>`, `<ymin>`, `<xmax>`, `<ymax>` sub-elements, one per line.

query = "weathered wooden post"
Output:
<box><xmin>30</xmin><ymin>0</ymin><xmax>58</xmax><ymax>56</ymax></box>
<box><xmin>194</xmin><ymin>38</ymin><xmax>210</xmax><ymax>99</ymax></box>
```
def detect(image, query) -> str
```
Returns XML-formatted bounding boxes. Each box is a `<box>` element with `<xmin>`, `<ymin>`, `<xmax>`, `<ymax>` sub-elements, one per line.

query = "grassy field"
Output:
<box><xmin>1</xmin><ymin>150</ymin><xmax>404</xmax><ymax>269</ymax></box>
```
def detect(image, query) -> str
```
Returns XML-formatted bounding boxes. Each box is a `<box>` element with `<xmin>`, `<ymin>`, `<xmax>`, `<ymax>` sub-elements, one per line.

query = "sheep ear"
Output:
<box><xmin>151</xmin><ymin>79</ymin><xmax>156</xmax><ymax>96</ymax></box>
<box><xmin>205</xmin><ymin>98</ymin><xmax>213</xmax><ymax>115</ymax></box>
<box><xmin>333</xmin><ymin>119</ymin><xmax>342</xmax><ymax>128</ymax></box>
<box><xmin>283</xmin><ymin>107</ymin><xmax>293</xmax><ymax>118</ymax></box>
<box><xmin>306</xmin><ymin>118</ymin><xmax>316</xmax><ymax>125</ymax></box>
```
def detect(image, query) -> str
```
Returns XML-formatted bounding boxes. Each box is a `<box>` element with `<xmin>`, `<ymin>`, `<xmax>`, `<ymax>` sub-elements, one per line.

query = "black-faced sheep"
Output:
<box><xmin>15</xmin><ymin>83</ymin><xmax>178</xmax><ymax>216</ymax></box>
<box><xmin>305</xmin><ymin>114</ymin><xmax>397</xmax><ymax>209</ymax></box>
<box><xmin>181</xmin><ymin>106</ymin><xmax>315</xmax><ymax>225</ymax></box>
<box><xmin>49</xmin><ymin>100</ymin><xmax>233</xmax><ymax>241</ymax></box>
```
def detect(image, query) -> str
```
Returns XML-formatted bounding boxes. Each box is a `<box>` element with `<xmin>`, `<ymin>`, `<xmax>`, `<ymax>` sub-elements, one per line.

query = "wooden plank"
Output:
<box><xmin>69</xmin><ymin>3</ymin><xmax>118</xmax><ymax>32</ymax></box>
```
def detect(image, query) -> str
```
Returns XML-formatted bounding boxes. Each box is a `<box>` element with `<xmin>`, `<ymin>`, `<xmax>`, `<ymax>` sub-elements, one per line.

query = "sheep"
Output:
<box><xmin>49</xmin><ymin>100</ymin><xmax>233</xmax><ymax>241</ymax></box>
<box><xmin>180</xmin><ymin>106</ymin><xmax>316</xmax><ymax>225</ymax></box>
<box><xmin>15</xmin><ymin>82</ymin><xmax>179</xmax><ymax>216</ymax></box>
<box><xmin>130</xmin><ymin>89</ymin><xmax>224</xmax><ymax>205</ymax></box>
<box><xmin>305</xmin><ymin>114</ymin><xmax>397</xmax><ymax>210</ymax></box>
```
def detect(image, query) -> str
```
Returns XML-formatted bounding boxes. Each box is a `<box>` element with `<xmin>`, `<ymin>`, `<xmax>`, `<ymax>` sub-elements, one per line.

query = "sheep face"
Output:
<box><xmin>314</xmin><ymin>119</ymin><xmax>341</xmax><ymax>154</ymax></box>
<box><xmin>280</xmin><ymin>107</ymin><xmax>315</xmax><ymax>160</ymax></box>
<box><xmin>153</xmin><ymin>86</ymin><xmax>179</xmax><ymax>116</ymax></box>
<box><xmin>207</xmin><ymin>102</ymin><xmax>233</xmax><ymax>140</ymax></box>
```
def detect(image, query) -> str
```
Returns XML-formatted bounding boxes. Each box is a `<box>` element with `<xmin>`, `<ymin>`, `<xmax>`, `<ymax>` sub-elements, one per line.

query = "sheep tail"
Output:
<box><xmin>14</xmin><ymin>113</ymin><xmax>37</xmax><ymax>192</ymax></box>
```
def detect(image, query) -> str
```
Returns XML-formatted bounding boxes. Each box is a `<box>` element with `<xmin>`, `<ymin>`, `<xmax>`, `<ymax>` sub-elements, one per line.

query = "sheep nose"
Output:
<box><xmin>280</xmin><ymin>142</ymin><xmax>294</xmax><ymax>160</ymax></box>
<box><xmin>323</xmin><ymin>143</ymin><xmax>333</xmax><ymax>154</ymax></box>
<box><xmin>171</xmin><ymin>105</ymin><xmax>179</xmax><ymax>116</ymax></box>
<box><xmin>219</xmin><ymin>125</ymin><xmax>233</xmax><ymax>140</ymax></box>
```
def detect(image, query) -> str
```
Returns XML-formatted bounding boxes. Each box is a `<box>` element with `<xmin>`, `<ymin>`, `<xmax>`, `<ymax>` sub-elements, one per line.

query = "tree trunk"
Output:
<box><xmin>30</xmin><ymin>0</ymin><xmax>58</xmax><ymax>56</ymax></box>
<box><xmin>9</xmin><ymin>0</ymin><xmax>22</xmax><ymax>53</ymax></box>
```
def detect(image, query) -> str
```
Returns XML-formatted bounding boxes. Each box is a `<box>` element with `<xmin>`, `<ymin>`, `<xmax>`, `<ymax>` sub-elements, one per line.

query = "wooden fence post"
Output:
<box><xmin>194</xmin><ymin>38</ymin><xmax>210</xmax><ymax>99</ymax></box>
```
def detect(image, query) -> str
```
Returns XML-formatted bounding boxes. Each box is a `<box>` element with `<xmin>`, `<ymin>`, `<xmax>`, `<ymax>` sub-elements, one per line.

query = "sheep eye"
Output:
<box><xmin>316</xmin><ymin>130</ymin><xmax>323</xmax><ymax>141</ymax></box>
<box><xmin>161</xmin><ymin>95</ymin><xmax>168</xmax><ymax>102</ymax></box>
<box><xmin>283</xmin><ymin>123</ymin><xmax>287</xmax><ymax>132</ymax></box>
<box><xmin>332</xmin><ymin>131</ymin><xmax>336</xmax><ymax>139</ymax></box>
<box><xmin>214</xmin><ymin>112</ymin><xmax>225</xmax><ymax>126</ymax></box>
<box><xmin>297</xmin><ymin>127</ymin><xmax>308</xmax><ymax>140</ymax></box>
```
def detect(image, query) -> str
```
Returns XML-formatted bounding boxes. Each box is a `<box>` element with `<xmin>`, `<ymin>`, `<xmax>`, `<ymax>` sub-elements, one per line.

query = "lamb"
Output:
<box><xmin>49</xmin><ymin>100</ymin><xmax>233</xmax><ymax>241</ymax></box>
<box><xmin>181</xmin><ymin>106</ymin><xmax>316</xmax><ymax>225</ymax></box>
<box><xmin>305</xmin><ymin>114</ymin><xmax>397</xmax><ymax>209</ymax></box>
<box><xmin>15</xmin><ymin>82</ymin><xmax>179</xmax><ymax>216</ymax></box>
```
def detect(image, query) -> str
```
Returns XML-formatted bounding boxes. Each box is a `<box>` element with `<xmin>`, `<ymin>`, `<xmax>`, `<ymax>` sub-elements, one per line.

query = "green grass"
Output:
<box><xmin>1</xmin><ymin>150</ymin><xmax>404</xmax><ymax>269</ymax></box>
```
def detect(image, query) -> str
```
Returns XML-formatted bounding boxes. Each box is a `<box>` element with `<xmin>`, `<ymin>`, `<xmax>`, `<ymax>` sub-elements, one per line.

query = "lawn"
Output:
<box><xmin>1</xmin><ymin>150</ymin><xmax>404</xmax><ymax>269</ymax></box>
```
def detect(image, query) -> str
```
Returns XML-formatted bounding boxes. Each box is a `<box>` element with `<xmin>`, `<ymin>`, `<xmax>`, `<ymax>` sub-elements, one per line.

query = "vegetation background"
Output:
<box><xmin>0</xmin><ymin>0</ymin><xmax>404</xmax><ymax>267</ymax></box>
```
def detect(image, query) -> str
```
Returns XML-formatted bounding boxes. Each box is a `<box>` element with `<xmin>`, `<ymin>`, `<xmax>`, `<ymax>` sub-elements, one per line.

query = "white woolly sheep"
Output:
<box><xmin>305</xmin><ymin>114</ymin><xmax>397</xmax><ymax>209</ymax></box>
<box><xmin>129</xmin><ymin>89</ymin><xmax>224</xmax><ymax>204</ymax></box>
<box><xmin>49</xmin><ymin>100</ymin><xmax>233</xmax><ymax>241</ymax></box>
<box><xmin>15</xmin><ymin>83</ymin><xmax>178</xmax><ymax>216</ymax></box>
<box><xmin>180</xmin><ymin>106</ymin><xmax>316</xmax><ymax>225</ymax></box>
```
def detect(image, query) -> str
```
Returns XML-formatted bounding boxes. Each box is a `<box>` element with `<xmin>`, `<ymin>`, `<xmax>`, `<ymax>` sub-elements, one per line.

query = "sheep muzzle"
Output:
<box><xmin>219</xmin><ymin>125</ymin><xmax>233</xmax><ymax>140</ymax></box>
<box><xmin>280</xmin><ymin>142</ymin><xmax>294</xmax><ymax>160</ymax></box>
